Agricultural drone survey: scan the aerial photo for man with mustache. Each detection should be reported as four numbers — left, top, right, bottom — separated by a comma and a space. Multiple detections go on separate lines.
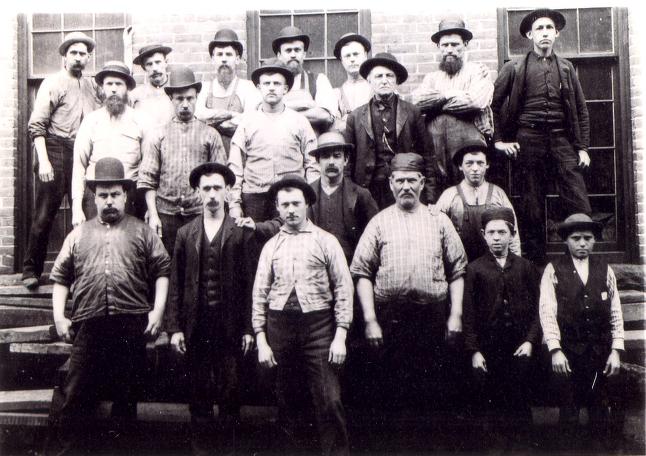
273, 26, 338, 134
72, 61, 147, 226
492, 9, 591, 265
138, 66, 226, 256
167, 163, 257, 455
46, 157, 170, 454
435, 140, 521, 262
411, 17, 494, 188
196, 29, 262, 153
350, 153, 467, 450
22, 31, 102, 289
345, 53, 436, 209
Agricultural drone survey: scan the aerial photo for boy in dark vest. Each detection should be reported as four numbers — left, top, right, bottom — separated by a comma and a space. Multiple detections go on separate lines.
539, 213, 625, 450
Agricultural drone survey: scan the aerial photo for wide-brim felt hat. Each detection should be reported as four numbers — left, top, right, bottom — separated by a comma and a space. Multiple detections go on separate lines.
163, 65, 202, 95
556, 213, 603, 240
452, 138, 490, 167
132, 44, 172, 66
333, 33, 371, 60
431, 17, 473, 44
95, 61, 136, 91
359, 52, 408, 84
86, 157, 134, 191
272, 26, 310, 54
519, 9, 566, 37
251, 58, 295, 90
208, 29, 244, 57
59, 31, 96, 56
268, 174, 317, 206
189, 162, 236, 189
309, 131, 354, 158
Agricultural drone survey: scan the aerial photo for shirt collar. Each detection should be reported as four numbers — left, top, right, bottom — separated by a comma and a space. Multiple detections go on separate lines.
280, 219, 314, 235
373, 93, 397, 110
532, 51, 554, 62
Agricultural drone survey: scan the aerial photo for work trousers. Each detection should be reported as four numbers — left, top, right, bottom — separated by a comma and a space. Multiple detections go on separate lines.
241, 192, 278, 223
159, 212, 200, 257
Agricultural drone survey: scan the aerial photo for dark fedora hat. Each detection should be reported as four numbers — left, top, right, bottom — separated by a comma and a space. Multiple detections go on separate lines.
556, 213, 603, 240
272, 26, 310, 55
163, 66, 202, 95
189, 162, 236, 189
59, 31, 96, 56
519, 8, 566, 37
95, 61, 136, 91
208, 29, 244, 57
309, 131, 354, 158
452, 138, 490, 167
431, 16, 473, 44
333, 33, 371, 60
268, 174, 317, 206
251, 58, 295, 90
132, 44, 172, 66
359, 52, 408, 84
86, 157, 134, 192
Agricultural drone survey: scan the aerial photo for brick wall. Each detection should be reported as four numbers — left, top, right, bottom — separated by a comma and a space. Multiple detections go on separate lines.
0, 15, 17, 274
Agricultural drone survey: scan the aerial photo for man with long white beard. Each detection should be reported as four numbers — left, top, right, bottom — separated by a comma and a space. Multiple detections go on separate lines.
72, 61, 147, 225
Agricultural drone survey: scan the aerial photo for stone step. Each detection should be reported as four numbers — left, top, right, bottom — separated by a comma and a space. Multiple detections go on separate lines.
0, 325, 55, 344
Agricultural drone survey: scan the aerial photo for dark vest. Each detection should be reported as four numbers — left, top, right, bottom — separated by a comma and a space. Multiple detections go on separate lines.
553, 255, 612, 356
198, 225, 224, 308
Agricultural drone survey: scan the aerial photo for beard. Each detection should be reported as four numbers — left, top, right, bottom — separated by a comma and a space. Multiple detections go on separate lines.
216, 65, 235, 87
105, 94, 128, 117
100, 207, 122, 224
439, 55, 464, 76
286, 60, 303, 75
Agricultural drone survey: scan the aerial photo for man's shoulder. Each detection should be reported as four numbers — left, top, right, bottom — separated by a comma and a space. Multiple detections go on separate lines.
176, 215, 201, 240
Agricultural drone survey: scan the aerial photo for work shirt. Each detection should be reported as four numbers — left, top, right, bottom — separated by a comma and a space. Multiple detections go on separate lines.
196, 76, 262, 120
252, 220, 353, 333
50, 215, 171, 323
138, 117, 226, 215
129, 80, 175, 131
335, 79, 372, 118
28, 69, 102, 140
518, 52, 566, 126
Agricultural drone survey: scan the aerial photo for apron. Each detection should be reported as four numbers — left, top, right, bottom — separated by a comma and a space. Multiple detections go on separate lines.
455, 183, 494, 262
205, 78, 243, 152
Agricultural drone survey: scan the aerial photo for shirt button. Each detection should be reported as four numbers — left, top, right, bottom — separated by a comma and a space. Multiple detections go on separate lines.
105, 270, 110, 274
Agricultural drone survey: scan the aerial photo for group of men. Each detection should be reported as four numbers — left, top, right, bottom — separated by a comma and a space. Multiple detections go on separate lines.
26, 7, 626, 456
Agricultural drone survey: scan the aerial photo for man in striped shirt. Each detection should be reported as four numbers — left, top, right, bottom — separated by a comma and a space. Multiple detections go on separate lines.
138, 66, 226, 255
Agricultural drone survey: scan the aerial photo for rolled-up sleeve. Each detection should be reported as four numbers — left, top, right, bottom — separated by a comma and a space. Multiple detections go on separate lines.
315, 74, 340, 118
50, 229, 79, 287
28, 77, 55, 140
72, 117, 93, 202
350, 218, 380, 281
145, 228, 171, 279
607, 266, 625, 351
252, 238, 276, 334
137, 128, 163, 190
325, 236, 354, 329
439, 212, 467, 282
539, 263, 561, 351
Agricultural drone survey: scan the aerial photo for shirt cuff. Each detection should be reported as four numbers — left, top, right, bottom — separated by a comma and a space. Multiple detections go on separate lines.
611, 338, 625, 351
546, 339, 562, 352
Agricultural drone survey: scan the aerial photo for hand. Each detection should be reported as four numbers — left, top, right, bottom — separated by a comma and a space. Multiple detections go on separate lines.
241, 334, 255, 356
364, 320, 383, 348
551, 349, 571, 376
229, 207, 243, 219
446, 314, 462, 341
54, 317, 74, 343
234, 217, 256, 230
72, 205, 86, 228
144, 309, 164, 338
122, 26, 133, 47
328, 337, 347, 365
603, 349, 621, 377
495, 141, 520, 159
257, 341, 277, 368
514, 341, 533, 357
170, 332, 186, 354
148, 213, 163, 238
472, 352, 487, 372
38, 159, 54, 183
217, 120, 238, 136
578, 150, 591, 168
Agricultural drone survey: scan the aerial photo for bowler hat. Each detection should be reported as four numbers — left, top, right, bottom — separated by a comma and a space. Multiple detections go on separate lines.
189, 162, 236, 189
268, 174, 317, 206
208, 29, 244, 57
556, 213, 602, 240
95, 61, 136, 91
251, 58, 294, 90
431, 16, 473, 44
59, 31, 96, 56
390, 153, 424, 174
86, 157, 134, 192
163, 66, 202, 95
333, 33, 371, 60
132, 44, 172, 66
272, 26, 310, 55
452, 139, 490, 167
481, 207, 515, 231
359, 52, 408, 84
519, 8, 566, 37
309, 131, 354, 158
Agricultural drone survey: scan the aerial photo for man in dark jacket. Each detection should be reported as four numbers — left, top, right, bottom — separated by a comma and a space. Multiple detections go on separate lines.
166, 162, 257, 455
345, 52, 436, 208
491, 9, 591, 265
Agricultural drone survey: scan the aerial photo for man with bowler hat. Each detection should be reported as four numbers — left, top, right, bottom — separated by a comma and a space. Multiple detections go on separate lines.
138, 66, 226, 255
492, 9, 591, 265
22, 31, 102, 289
46, 157, 170, 454
344, 53, 436, 209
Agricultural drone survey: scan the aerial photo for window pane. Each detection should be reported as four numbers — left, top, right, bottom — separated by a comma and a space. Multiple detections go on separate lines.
507, 10, 531, 55
260, 15, 290, 60
579, 8, 612, 53
33, 33, 63, 75
551, 9, 578, 55
327, 12, 358, 55
95, 30, 124, 69
589, 195, 617, 241
508, 9, 577, 55
576, 61, 612, 100
294, 14, 325, 58
63, 14, 93, 30
584, 148, 615, 194
327, 59, 346, 88
260, 10, 291, 14
33, 14, 60, 31
588, 102, 614, 148
95, 13, 126, 28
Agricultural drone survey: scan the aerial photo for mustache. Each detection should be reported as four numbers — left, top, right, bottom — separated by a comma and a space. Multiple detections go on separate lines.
325, 166, 339, 172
